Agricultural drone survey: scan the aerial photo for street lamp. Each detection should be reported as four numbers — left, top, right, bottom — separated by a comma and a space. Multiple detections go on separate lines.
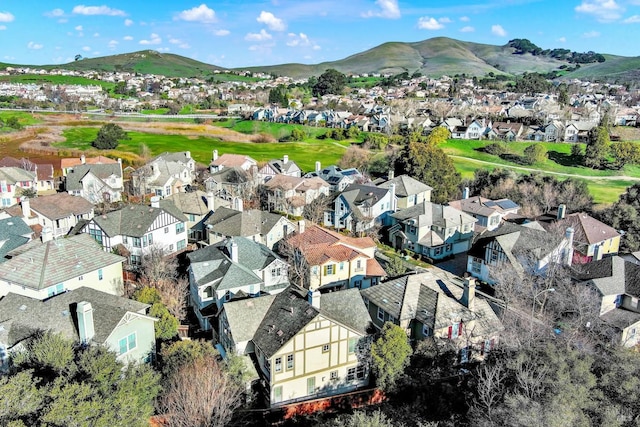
530, 288, 555, 340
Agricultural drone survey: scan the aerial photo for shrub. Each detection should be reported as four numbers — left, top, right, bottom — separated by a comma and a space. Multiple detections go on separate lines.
483, 142, 510, 155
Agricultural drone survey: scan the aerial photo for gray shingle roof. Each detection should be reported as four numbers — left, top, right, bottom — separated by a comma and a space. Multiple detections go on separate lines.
223, 295, 278, 344
0, 287, 151, 347
573, 256, 640, 297
0, 234, 125, 291
161, 191, 214, 216
391, 201, 476, 228
376, 174, 433, 197
29, 193, 94, 220
91, 204, 186, 238
318, 288, 371, 335
65, 163, 122, 191
205, 208, 288, 238
0, 217, 32, 261
0, 167, 36, 184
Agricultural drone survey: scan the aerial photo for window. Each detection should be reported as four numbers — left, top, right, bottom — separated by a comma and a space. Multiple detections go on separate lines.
324, 264, 335, 276
448, 322, 463, 339
434, 246, 443, 256
355, 259, 362, 271
275, 357, 282, 372
445, 243, 452, 252
307, 377, 316, 395
460, 347, 470, 364
130, 255, 142, 265
354, 280, 362, 289
377, 307, 384, 321
118, 333, 136, 355
347, 367, 356, 381
322, 344, 330, 353
133, 237, 141, 248
78, 275, 84, 281
286, 354, 294, 370
98, 269, 103, 281
348, 337, 357, 354
176, 222, 185, 234
189, 214, 195, 222
177, 239, 186, 251
330, 370, 338, 380
48, 283, 64, 297
274, 386, 283, 403
148, 233, 153, 245
203, 286, 213, 299
165, 186, 171, 196
407, 225, 417, 234
89, 228, 103, 245
362, 297, 369, 308
164, 227, 169, 234
422, 324, 433, 337
388, 315, 396, 323
123, 236, 128, 244
339, 262, 344, 271
271, 267, 281, 277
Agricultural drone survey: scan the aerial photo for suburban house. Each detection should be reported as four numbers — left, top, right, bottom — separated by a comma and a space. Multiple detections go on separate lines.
264, 175, 330, 217
572, 256, 640, 347
284, 224, 386, 291
304, 164, 363, 192
450, 120, 487, 140
546, 211, 620, 264
361, 270, 502, 361
0, 167, 37, 208
218, 285, 372, 407
467, 222, 573, 284
324, 183, 393, 233
60, 155, 118, 177
77, 199, 188, 266
18, 194, 94, 239
0, 287, 157, 367
0, 157, 55, 194
0, 233, 126, 300
130, 152, 194, 197
187, 237, 290, 331
258, 155, 302, 183
448, 193, 520, 232
486, 121, 524, 141
160, 191, 230, 244
205, 207, 296, 249
375, 173, 432, 210
544, 120, 565, 142
205, 166, 258, 200
65, 161, 124, 203
0, 216, 33, 260
564, 121, 596, 142
209, 150, 257, 174
388, 201, 477, 261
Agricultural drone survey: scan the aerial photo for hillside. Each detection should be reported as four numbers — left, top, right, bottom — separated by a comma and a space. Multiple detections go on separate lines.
1, 38, 639, 82
49, 50, 225, 78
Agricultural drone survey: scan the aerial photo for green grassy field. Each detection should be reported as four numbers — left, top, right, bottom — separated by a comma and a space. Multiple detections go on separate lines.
212, 120, 344, 142
0, 111, 42, 131
55, 127, 349, 171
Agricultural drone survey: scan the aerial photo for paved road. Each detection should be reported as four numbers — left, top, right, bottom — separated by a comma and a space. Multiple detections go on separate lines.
449, 155, 640, 181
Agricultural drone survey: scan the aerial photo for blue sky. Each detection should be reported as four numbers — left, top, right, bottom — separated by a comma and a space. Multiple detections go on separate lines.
1, 1, 639, 68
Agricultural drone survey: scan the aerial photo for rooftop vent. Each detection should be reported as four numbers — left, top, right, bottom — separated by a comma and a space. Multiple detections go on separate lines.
19, 304, 27, 311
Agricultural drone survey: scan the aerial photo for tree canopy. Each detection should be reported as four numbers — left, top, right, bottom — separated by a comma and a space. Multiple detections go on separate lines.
312, 69, 347, 96
584, 126, 610, 169
91, 123, 130, 150
371, 322, 412, 392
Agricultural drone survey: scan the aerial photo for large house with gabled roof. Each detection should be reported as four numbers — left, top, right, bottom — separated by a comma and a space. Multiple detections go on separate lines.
187, 236, 290, 331
65, 161, 124, 203
218, 285, 372, 407
375, 173, 433, 210
324, 183, 393, 233
76, 200, 188, 266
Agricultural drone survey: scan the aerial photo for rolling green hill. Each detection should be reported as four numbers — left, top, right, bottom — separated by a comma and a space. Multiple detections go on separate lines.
1, 38, 638, 82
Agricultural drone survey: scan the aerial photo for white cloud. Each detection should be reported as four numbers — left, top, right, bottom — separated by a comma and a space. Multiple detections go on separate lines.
362, 0, 401, 19
0, 11, 15, 22
124, 18, 133, 26
45, 8, 65, 18
157, 47, 170, 52
82, 46, 91, 52
286, 32, 320, 50
439, 17, 452, 23
108, 39, 118, 48
557, 36, 567, 42
93, 32, 100, 37
75, 25, 83, 31
575, 0, 622, 22
418, 17, 444, 30
582, 30, 601, 37
214, 29, 230, 36
245, 29, 272, 41
139, 33, 161, 45
460, 16, 470, 22
460, 26, 475, 33
624, 14, 640, 23
123, 35, 133, 40
257, 11, 285, 31
175, 4, 216, 23
169, 38, 190, 49
72, 5, 126, 16
27, 41, 43, 50
491, 24, 507, 36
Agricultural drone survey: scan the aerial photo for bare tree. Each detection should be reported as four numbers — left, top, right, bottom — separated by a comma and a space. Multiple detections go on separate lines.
159, 356, 243, 427
277, 232, 311, 289
140, 245, 187, 320
471, 363, 507, 424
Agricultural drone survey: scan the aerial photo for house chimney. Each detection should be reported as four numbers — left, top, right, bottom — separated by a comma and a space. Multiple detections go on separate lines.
77, 301, 95, 344
150, 196, 160, 208
212, 150, 219, 161
461, 277, 476, 311
315, 161, 321, 172
206, 192, 215, 212
80, 154, 86, 164
298, 219, 306, 234
234, 197, 243, 212
185, 151, 191, 159
389, 183, 397, 212
41, 227, 53, 243
388, 169, 394, 180
557, 204, 566, 220
20, 196, 30, 219
230, 239, 238, 263
117, 158, 122, 165
463, 187, 470, 200
564, 227, 575, 266
283, 154, 289, 164
308, 289, 321, 309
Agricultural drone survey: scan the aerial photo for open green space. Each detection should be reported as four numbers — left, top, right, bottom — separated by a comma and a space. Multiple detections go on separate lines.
0, 111, 42, 129
212, 120, 350, 142
0, 74, 115, 91
55, 127, 349, 171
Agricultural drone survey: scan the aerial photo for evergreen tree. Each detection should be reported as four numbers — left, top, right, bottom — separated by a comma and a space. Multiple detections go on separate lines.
371, 322, 412, 392
584, 126, 610, 169
92, 123, 129, 150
